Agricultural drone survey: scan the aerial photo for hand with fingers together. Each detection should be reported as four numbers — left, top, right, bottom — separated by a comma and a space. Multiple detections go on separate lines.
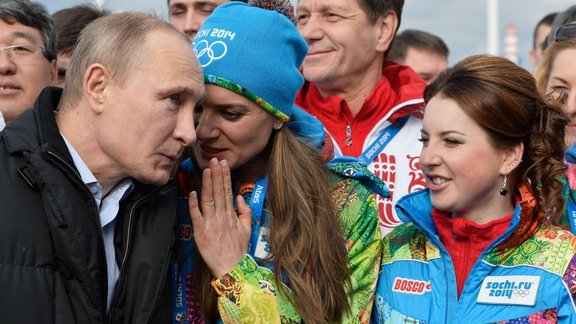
188, 158, 253, 278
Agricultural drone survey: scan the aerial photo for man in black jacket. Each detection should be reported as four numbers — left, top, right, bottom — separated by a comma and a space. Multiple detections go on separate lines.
0, 11, 204, 324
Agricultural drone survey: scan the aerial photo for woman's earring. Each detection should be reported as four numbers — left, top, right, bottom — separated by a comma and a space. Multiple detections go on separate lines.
274, 124, 283, 130
499, 174, 508, 196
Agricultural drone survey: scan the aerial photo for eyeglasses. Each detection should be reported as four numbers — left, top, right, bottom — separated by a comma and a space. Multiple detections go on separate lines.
0, 44, 47, 62
554, 23, 576, 42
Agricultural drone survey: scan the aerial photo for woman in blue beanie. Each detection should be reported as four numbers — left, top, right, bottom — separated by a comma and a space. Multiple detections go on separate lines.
172, 2, 387, 323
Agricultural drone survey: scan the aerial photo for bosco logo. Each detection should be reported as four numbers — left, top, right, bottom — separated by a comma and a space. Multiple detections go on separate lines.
392, 277, 431, 295
194, 39, 227, 68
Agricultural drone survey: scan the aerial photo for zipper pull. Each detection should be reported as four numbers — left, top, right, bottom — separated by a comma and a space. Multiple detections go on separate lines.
345, 125, 352, 147
18, 166, 39, 191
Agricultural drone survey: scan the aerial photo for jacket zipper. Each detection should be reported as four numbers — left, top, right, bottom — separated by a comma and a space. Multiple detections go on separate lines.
48, 150, 164, 322
345, 125, 352, 147
46, 151, 109, 319
106, 189, 158, 323
459, 236, 470, 299
47, 151, 82, 180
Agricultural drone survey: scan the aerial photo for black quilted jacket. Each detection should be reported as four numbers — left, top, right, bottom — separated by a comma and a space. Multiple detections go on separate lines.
0, 87, 176, 323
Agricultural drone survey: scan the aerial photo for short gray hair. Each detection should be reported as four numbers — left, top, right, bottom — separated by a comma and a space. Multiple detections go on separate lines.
61, 12, 189, 109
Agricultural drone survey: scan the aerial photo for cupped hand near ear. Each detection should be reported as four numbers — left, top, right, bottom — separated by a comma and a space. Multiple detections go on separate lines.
188, 158, 252, 278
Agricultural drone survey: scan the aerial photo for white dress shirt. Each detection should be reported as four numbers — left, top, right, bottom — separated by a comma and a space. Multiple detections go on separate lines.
0, 111, 5, 131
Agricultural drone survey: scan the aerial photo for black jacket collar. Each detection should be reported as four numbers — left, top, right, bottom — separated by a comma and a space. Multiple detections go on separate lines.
2, 87, 74, 165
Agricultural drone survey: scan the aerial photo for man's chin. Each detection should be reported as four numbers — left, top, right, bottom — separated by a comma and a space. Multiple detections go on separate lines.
0, 103, 28, 123
138, 170, 172, 186
302, 67, 335, 86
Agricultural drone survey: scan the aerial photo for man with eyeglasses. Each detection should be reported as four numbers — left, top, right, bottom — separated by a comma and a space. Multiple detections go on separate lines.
0, 0, 57, 130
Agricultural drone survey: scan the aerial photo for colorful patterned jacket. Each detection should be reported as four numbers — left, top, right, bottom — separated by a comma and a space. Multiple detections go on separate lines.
562, 143, 576, 233
173, 159, 387, 323
372, 188, 576, 323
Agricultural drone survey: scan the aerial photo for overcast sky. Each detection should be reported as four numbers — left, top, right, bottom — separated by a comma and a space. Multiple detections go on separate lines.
40, 0, 575, 71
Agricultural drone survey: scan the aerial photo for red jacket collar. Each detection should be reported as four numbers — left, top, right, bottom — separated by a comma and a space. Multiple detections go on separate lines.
295, 60, 426, 123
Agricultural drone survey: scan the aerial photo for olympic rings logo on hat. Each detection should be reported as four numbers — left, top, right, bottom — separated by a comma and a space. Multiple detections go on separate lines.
194, 39, 227, 67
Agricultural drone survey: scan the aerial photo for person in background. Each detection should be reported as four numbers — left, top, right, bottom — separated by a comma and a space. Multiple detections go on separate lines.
536, 22, 576, 149
52, 4, 110, 88
0, 12, 202, 323
388, 29, 449, 84
0, 0, 57, 130
543, 5, 576, 51
372, 54, 575, 323
294, 0, 427, 235
167, 0, 248, 39
173, 2, 386, 323
534, 21, 576, 233
529, 12, 557, 71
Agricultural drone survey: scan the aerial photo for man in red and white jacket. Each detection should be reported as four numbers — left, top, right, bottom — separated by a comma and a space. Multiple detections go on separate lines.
295, 0, 427, 235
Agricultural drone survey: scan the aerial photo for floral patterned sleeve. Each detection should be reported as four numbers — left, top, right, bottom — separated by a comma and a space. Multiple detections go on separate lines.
211, 255, 301, 323
334, 177, 383, 324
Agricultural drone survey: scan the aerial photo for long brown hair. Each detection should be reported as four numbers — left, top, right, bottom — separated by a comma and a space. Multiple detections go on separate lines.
194, 128, 350, 323
425, 55, 568, 237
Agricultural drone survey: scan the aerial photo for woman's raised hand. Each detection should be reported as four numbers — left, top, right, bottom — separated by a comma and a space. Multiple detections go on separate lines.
189, 158, 252, 278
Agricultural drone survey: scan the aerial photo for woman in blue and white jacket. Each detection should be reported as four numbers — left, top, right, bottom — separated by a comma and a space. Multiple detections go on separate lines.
372, 55, 576, 323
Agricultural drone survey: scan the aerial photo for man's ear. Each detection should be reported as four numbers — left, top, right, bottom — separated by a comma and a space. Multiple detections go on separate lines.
83, 63, 110, 114
375, 10, 398, 53
500, 142, 524, 175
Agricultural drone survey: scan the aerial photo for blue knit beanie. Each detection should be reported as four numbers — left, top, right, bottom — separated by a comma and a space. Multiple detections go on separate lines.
193, 2, 308, 122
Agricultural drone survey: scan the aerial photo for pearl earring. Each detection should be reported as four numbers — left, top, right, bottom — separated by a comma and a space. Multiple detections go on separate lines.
499, 174, 508, 196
